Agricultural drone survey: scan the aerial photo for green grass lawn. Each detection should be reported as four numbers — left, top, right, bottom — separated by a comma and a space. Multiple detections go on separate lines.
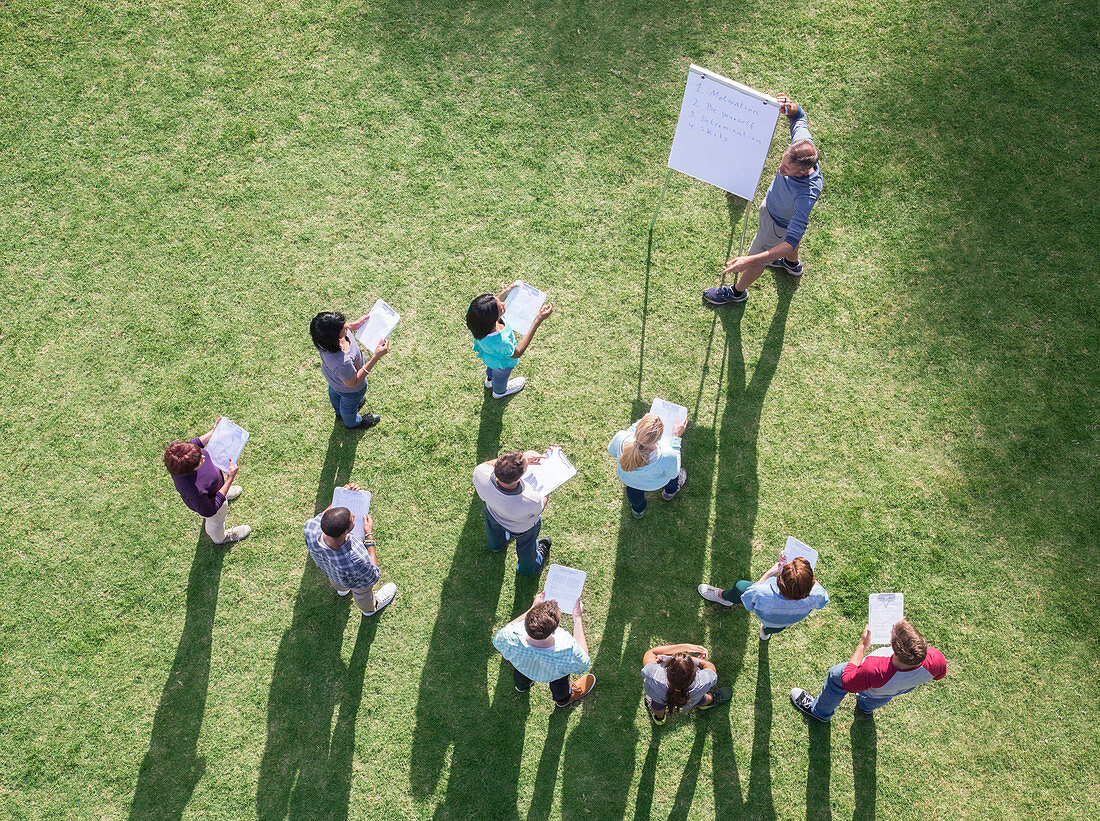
2, 0, 1098, 818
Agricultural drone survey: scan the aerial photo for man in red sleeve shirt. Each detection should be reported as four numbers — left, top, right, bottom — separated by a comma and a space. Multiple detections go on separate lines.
790, 620, 946, 721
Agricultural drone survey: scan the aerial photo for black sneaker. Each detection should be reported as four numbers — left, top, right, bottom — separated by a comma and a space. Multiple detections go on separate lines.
697, 686, 733, 710
790, 688, 827, 722
768, 257, 804, 276
356, 413, 381, 430
537, 537, 551, 566
336, 397, 368, 421
702, 285, 747, 305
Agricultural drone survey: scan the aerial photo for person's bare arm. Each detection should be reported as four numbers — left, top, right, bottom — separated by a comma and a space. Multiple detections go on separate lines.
512, 304, 554, 358
198, 418, 223, 447
217, 459, 240, 496
643, 643, 709, 666
571, 599, 588, 655
497, 281, 521, 302
849, 626, 873, 667
340, 339, 390, 388
363, 514, 377, 564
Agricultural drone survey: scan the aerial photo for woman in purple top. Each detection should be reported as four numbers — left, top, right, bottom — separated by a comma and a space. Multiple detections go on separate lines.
163, 421, 251, 544
310, 311, 390, 429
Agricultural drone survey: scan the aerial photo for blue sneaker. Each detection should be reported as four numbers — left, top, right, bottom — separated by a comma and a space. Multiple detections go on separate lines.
768, 257, 804, 276
702, 285, 747, 305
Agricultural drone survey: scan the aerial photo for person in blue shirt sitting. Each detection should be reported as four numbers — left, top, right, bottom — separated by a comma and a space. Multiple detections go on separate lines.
704, 95, 822, 306
698, 552, 829, 641
608, 413, 688, 519
466, 282, 553, 399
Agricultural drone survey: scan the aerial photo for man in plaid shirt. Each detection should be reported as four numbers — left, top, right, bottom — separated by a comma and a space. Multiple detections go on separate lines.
493, 592, 595, 707
304, 482, 396, 616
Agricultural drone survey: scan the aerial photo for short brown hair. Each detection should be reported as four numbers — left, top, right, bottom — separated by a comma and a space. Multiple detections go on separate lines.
525, 601, 560, 640
776, 557, 814, 600
163, 441, 202, 475
494, 451, 526, 484
891, 620, 928, 666
786, 138, 819, 172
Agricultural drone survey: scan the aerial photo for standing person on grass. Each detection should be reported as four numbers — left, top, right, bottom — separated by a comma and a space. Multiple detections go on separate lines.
608, 413, 687, 518
698, 552, 828, 641
466, 282, 553, 399
493, 592, 595, 707
641, 643, 732, 725
163, 422, 251, 544
704, 95, 822, 306
790, 620, 946, 722
303, 483, 397, 617
473, 450, 552, 575
310, 310, 390, 430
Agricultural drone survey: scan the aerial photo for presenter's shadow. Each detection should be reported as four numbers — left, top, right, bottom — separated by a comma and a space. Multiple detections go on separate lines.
128, 537, 224, 821
851, 714, 878, 820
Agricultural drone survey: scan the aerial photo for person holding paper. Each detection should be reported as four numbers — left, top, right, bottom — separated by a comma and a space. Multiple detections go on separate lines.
310, 310, 389, 429
641, 643, 732, 725
303, 483, 396, 617
466, 284, 553, 399
473, 451, 551, 575
607, 414, 687, 518
704, 96, 822, 306
163, 425, 251, 544
698, 553, 828, 641
493, 592, 595, 707
790, 621, 946, 722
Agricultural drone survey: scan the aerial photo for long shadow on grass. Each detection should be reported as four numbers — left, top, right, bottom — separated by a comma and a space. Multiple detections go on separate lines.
129, 537, 225, 821
850, 716, 877, 821
747, 641, 776, 820
255, 423, 379, 821
558, 395, 717, 819
806, 722, 832, 821
411, 395, 539, 819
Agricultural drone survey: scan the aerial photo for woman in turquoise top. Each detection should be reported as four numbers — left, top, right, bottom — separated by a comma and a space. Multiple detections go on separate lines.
466, 283, 553, 399
607, 414, 687, 518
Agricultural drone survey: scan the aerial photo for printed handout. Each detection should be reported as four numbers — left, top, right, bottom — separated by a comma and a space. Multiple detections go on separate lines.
783, 536, 819, 570
206, 418, 249, 473
649, 397, 688, 442
355, 299, 401, 353
868, 592, 905, 645
522, 446, 577, 496
331, 487, 373, 542
503, 281, 547, 336
543, 564, 586, 613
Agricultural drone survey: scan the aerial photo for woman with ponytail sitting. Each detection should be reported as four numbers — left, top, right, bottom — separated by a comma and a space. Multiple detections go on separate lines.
641, 643, 732, 725
607, 413, 687, 518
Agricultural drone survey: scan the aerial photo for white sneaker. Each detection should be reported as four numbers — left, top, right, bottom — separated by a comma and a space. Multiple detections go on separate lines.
492, 377, 526, 399
759, 625, 771, 641
697, 584, 733, 606
226, 485, 243, 501
662, 469, 687, 500
484, 377, 494, 389
337, 588, 351, 597
362, 582, 397, 616
219, 525, 251, 544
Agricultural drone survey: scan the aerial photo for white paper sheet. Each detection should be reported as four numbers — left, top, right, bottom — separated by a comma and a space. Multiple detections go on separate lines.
868, 593, 905, 645
783, 536, 818, 570
649, 397, 688, 442
502, 281, 546, 336
522, 446, 577, 496
543, 564, 586, 613
206, 417, 249, 473
355, 298, 401, 353
331, 487, 373, 542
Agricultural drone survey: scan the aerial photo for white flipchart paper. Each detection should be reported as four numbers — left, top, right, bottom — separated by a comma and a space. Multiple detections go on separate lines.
206, 417, 249, 472
331, 487, 373, 542
543, 564, 586, 613
783, 536, 818, 570
868, 593, 905, 645
522, 446, 577, 496
355, 298, 401, 353
502, 281, 546, 336
668, 65, 781, 200
649, 397, 688, 442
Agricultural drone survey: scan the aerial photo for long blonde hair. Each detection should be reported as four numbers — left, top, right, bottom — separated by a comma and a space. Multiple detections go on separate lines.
620, 414, 663, 472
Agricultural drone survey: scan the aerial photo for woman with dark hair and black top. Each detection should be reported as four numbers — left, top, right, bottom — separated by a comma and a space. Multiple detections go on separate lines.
641, 643, 732, 725
310, 310, 390, 429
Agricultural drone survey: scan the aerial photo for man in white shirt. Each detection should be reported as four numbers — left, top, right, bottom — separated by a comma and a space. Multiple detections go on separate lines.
472, 450, 551, 575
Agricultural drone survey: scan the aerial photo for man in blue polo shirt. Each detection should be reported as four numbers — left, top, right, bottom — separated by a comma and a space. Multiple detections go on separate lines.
704, 95, 823, 306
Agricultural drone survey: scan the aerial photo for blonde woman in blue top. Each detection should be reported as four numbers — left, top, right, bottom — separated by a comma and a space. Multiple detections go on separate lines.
608, 413, 687, 518
466, 283, 553, 399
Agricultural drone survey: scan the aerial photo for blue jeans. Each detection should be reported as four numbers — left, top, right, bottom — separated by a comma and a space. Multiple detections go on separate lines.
486, 367, 514, 395
485, 505, 543, 575
625, 474, 683, 514
328, 385, 367, 428
810, 663, 898, 720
